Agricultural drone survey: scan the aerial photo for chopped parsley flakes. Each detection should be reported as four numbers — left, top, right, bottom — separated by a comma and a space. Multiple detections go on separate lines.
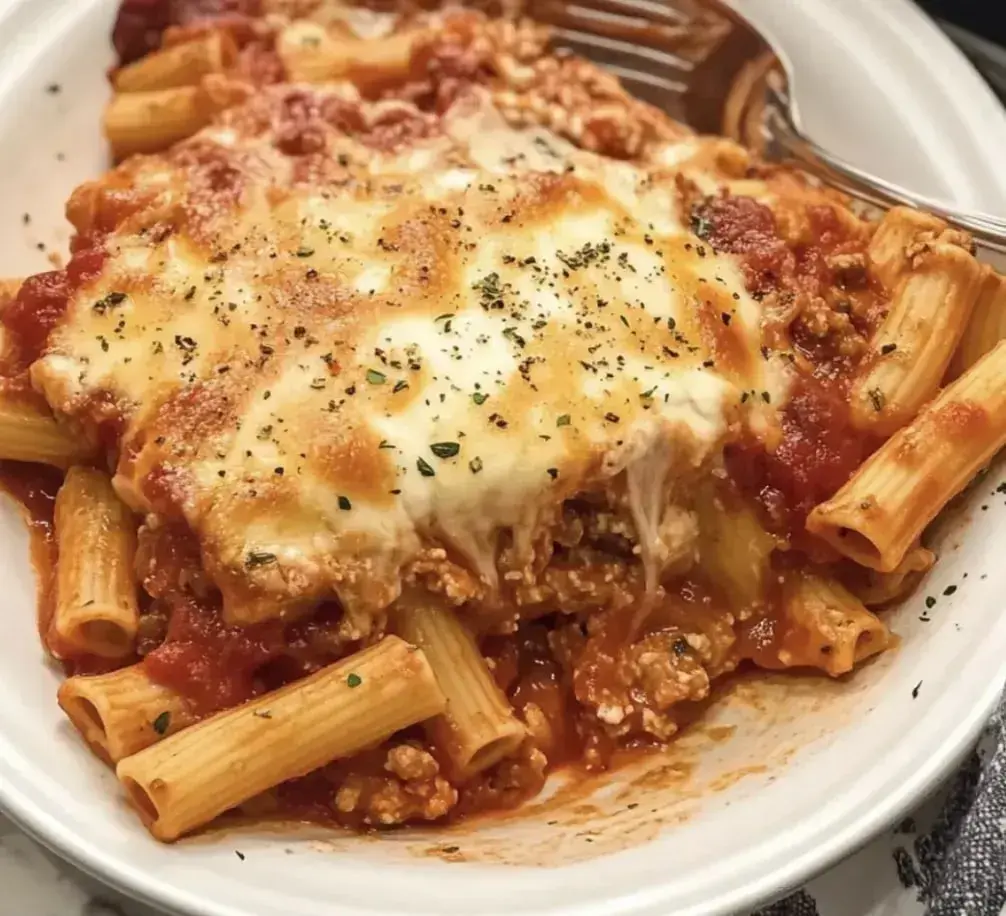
152, 711, 171, 735
430, 442, 460, 459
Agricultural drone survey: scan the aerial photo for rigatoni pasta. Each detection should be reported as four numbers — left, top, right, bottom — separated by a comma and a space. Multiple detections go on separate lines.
845, 546, 936, 608
58, 665, 196, 764
104, 87, 211, 159
949, 266, 1006, 378
104, 80, 248, 159
864, 207, 946, 291
112, 32, 234, 93
393, 600, 526, 779
0, 393, 92, 468
276, 21, 417, 89
809, 340, 1006, 571
53, 467, 139, 658
117, 637, 446, 841
695, 486, 778, 612
850, 208, 984, 436
778, 572, 892, 677
0, 278, 22, 306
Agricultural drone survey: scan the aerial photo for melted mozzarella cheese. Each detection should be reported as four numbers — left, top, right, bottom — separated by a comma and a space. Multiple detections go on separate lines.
32, 89, 784, 624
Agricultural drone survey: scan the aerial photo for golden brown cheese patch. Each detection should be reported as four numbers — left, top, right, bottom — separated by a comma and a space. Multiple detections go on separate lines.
32, 86, 784, 625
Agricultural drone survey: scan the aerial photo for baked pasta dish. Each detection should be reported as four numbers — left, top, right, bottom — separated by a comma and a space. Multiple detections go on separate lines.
1, 0, 1005, 842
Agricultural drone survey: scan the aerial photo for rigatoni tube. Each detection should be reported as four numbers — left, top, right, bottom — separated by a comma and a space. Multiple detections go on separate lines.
808, 340, 1006, 571
53, 467, 139, 658
851, 208, 983, 436
865, 206, 946, 291
393, 601, 526, 780
276, 21, 417, 90
112, 33, 233, 93
778, 571, 892, 677
847, 545, 934, 607
949, 266, 1006, 378
116, 636, 445, 841
104, 80, 247, 158
58, 665, 196, 764
0, 393, 91, 468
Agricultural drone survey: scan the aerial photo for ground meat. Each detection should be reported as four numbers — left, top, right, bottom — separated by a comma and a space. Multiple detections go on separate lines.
333, 743, 457, 826
580, 505, 637, 556
455, 741, 548, 816
279, 602, 358, 676
693, 193, 883, 366
505, 550, 640, 618
385, 743, 440, 781
791, 292, 868, 358
654, 504, 700, 574
551, 584, 737, 745
521, 701, 554, 750
404, 547, 485, 605
628, 634, 710, 707
135, 602, 170, 656
404, 10, 552, 112
135, 522, 210, 599
577, 626, 712, 741
906, 227, 975, 264
492, 743, 547, 793
491, 50, 687, 159
112, 0, 262, 65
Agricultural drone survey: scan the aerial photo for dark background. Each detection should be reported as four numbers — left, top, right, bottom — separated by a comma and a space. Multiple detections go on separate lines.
919, 0, 1006, 45
917, 0, 1006, 99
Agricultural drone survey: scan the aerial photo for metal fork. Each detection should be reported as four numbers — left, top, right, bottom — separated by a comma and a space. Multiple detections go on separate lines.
533, 0, 1006, 255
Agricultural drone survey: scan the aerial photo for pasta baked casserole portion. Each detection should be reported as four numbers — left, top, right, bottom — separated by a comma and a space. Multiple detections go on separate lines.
1, 0, 1005, 840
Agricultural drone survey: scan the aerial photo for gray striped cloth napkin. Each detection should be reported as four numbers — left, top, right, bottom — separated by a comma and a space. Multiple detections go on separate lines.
761, 695, 1006, 915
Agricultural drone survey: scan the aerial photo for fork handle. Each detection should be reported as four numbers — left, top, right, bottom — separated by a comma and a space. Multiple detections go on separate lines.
768, 110, 1006, 258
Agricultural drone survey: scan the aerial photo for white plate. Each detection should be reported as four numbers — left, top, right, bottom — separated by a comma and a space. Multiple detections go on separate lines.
1, 2, 1005, 915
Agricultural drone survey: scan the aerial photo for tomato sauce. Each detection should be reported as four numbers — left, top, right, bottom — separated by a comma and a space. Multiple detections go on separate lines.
112, 0, 263, 65
695, 192, 880, 552
694, 195, 863, 301
0, 463, 61, 643
726, 373, 869, 549
695, 196, 881, 349
486, 624, 583, 766
694, 194, 790, 297
2, 248, 106, 362
142, 596, 285, 714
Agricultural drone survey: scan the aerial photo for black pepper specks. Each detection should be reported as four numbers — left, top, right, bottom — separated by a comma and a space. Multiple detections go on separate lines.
92, 291, 127, 314
245, 551, 276, 569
